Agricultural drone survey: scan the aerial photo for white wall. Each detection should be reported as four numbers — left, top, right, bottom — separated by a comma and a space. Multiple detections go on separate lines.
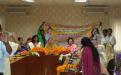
2, 5, 121, 51
4, 5, 109, 38
0, 15, 5, 30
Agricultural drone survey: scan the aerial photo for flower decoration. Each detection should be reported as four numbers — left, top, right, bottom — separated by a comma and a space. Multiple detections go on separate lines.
51, 46, 71, 55
15, 50, 30, 57
56, 64, 77, 75
31, 46, 71, 55
31, 47, 44, 52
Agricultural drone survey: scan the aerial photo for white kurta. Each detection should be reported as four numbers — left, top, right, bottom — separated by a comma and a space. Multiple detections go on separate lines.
106, 35, 116, 47
28, 42, 41, 56
0, 41, 6, 73
0, 41, 18, 75
101, 36, 107, 45
28, 42, 41, 49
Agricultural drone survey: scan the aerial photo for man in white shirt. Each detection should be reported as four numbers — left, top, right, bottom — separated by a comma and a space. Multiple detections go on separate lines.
105, 28, 116, 62
101, 29, 108, 46
107, 28, 116, 47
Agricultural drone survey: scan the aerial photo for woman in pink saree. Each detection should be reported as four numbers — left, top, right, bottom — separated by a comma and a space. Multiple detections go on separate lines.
66, 37, 77, 53
78, 37, 101, 75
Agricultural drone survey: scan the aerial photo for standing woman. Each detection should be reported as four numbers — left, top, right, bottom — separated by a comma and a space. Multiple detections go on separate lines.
37, 22, 46, 47
38, 29, 46, 48
78, 37, 101, 75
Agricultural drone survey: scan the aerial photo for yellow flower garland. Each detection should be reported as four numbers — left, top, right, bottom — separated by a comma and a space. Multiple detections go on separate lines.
10, 46, 70, 64
31, 46, 70, 55
56, 64, 77, 75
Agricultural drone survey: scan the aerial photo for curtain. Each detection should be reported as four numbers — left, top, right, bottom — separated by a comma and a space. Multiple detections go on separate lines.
111, 19, 121, 52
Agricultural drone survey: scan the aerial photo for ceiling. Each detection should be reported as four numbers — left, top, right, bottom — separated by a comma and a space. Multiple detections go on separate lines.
0, 0, 121, 5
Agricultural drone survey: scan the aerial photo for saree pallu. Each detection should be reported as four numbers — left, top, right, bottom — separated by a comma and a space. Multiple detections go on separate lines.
97, 45, 108, 66
97, 45, 109, 75
81, 47, 101, 75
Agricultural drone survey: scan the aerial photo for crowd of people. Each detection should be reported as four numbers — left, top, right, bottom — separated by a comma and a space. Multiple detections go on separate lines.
0, 22, 117, 75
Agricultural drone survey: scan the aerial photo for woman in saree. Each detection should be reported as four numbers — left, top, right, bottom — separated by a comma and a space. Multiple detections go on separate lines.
97, 45, 109, 75
59, 37, 78, 61
45, 37, 59, 54
45, 37, 58, 49
28, 35, 41, 49
78, 37, 101, 75
66, 37, 78, 53
15, 37, 32, 54
37, 22, 46, 47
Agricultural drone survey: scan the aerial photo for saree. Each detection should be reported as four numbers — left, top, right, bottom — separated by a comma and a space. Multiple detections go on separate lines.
38, 31, 45, 48
37, 22, 46, 48
81, 47, 101, 75
66, 44, 77, 52
105, 45, 114, 62
97, 45, 109, 75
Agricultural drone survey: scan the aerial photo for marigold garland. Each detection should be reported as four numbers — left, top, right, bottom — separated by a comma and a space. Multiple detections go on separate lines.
10, 50, 31, 64
15, 50, 30, 56
31, 46, 71, 55
31, 47, 44, 52
20, 50, 29, 55
56, 64, 77, 75
10, 46, 71, 64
